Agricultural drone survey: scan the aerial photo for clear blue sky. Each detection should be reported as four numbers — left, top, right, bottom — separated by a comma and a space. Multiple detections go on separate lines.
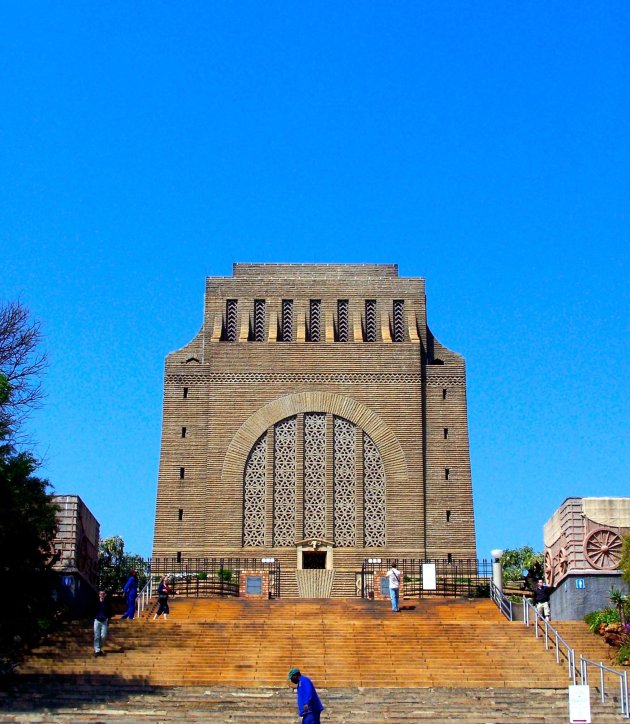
2, 3, 628, 560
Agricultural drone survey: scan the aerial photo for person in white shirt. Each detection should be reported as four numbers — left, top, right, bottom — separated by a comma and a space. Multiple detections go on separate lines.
386, 561, 401, 612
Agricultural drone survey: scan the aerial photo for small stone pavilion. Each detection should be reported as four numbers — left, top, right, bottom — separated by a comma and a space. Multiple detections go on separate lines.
153, 264, 476, 596
51, 494, 100, 613
544, 496, 630, 619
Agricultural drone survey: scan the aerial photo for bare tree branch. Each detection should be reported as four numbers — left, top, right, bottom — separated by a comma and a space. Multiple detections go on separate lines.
0, 300, 47, 437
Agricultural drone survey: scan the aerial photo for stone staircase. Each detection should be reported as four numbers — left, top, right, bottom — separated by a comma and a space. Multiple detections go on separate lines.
1, 597, 625, 722
553, 620, 616, 664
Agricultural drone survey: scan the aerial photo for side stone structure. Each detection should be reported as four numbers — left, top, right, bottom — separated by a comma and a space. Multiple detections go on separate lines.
51, 494, 100, 614
153, 263, 476, 596
543, 496, 630, 619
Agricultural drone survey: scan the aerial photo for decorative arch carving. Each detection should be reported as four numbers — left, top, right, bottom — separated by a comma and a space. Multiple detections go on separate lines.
222, 391, 408, 494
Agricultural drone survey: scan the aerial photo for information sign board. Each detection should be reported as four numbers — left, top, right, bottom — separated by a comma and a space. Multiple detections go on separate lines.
568, 684, 591, 724
422, 563, 436, 590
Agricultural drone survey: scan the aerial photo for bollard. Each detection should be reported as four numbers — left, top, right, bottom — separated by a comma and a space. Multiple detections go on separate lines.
491, 549, 504, 592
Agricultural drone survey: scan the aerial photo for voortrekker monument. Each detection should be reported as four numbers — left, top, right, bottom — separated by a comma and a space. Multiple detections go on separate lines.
153, 263, 476, 596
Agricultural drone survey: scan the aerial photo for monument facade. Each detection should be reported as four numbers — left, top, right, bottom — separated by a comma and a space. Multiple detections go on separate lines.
153, 264, 476, 596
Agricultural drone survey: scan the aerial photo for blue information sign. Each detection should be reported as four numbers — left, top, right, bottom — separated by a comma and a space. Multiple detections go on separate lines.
575, 579, 585, 589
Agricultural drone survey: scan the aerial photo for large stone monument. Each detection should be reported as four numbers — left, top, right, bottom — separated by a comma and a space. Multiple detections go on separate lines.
153, 264, 476, 596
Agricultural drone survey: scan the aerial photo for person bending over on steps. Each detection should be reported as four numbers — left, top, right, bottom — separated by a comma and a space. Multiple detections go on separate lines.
288, 668, 324, 724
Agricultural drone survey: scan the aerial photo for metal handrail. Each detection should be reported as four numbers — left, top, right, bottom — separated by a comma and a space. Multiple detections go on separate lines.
580, 656, 629, 719
523, 598, 576, 684
489, 581, 513, 620
135, 576, 153, 618
488, 589, 629, 717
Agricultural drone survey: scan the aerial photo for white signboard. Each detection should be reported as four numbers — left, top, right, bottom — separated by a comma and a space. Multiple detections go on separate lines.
568, 685, 591, 724
422, 563, 437, 590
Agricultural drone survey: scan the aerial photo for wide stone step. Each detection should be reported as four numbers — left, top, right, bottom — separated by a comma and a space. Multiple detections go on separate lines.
17, 598, 573, 688
0, 684, 625, 723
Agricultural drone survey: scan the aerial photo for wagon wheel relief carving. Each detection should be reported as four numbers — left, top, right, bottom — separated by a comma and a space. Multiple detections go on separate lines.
584, 528, 623, 570
556, 547, 568, 576
544, 550, 555, 586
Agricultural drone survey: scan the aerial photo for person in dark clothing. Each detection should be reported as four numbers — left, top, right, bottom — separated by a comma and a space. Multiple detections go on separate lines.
93, 590, 113, 656
532, 578, 551, 620
120, 570, 139, 620
153, 576, 171, 620
288, 667, 324, 724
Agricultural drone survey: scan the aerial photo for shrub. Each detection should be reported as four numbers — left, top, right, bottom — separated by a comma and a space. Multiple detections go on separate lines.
217, 567, 234, 583
609, 586, 629, 625
584, 608, 620, 632
472, 583, 490, 598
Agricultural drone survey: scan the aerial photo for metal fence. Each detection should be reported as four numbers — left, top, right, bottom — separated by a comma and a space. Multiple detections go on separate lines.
99, 556, 281, 599
360, 558, 492, 599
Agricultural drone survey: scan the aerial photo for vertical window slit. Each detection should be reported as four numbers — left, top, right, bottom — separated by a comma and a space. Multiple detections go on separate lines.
392, 300, 404, 342
254, 300, 266, 342
309, 300, 321, 342
225, 299, 238, 342
281, 300, 293, 342
365, 300, 377, 342
337, 300, 349, 342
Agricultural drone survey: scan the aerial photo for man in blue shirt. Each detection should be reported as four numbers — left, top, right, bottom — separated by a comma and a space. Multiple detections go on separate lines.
288, 667, 324, 723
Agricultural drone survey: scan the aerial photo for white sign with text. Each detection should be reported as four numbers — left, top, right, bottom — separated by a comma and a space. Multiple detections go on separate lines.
422, 563, 436, 590
568, 685, 591, 724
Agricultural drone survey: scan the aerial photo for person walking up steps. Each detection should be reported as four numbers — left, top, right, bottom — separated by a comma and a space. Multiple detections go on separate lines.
386, 560, 401, 612
153, 576, 171, 620
120, 569, 139, 620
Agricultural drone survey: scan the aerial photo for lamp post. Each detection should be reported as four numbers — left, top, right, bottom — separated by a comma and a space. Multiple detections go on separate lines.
491, 548, 504, 592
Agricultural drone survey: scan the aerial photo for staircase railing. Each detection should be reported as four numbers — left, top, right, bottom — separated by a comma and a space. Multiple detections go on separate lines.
136, 576, 153, 618
580, 656, 629, 719
523, 598, 576, 684
522, 598, 629, 718
489, 581, 512, 620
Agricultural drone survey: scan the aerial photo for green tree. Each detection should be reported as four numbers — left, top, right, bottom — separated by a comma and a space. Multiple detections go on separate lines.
98, 536, 147, 592
501, 546, 544, 584
0, 436, 59, 672
0, 301, 58, 674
